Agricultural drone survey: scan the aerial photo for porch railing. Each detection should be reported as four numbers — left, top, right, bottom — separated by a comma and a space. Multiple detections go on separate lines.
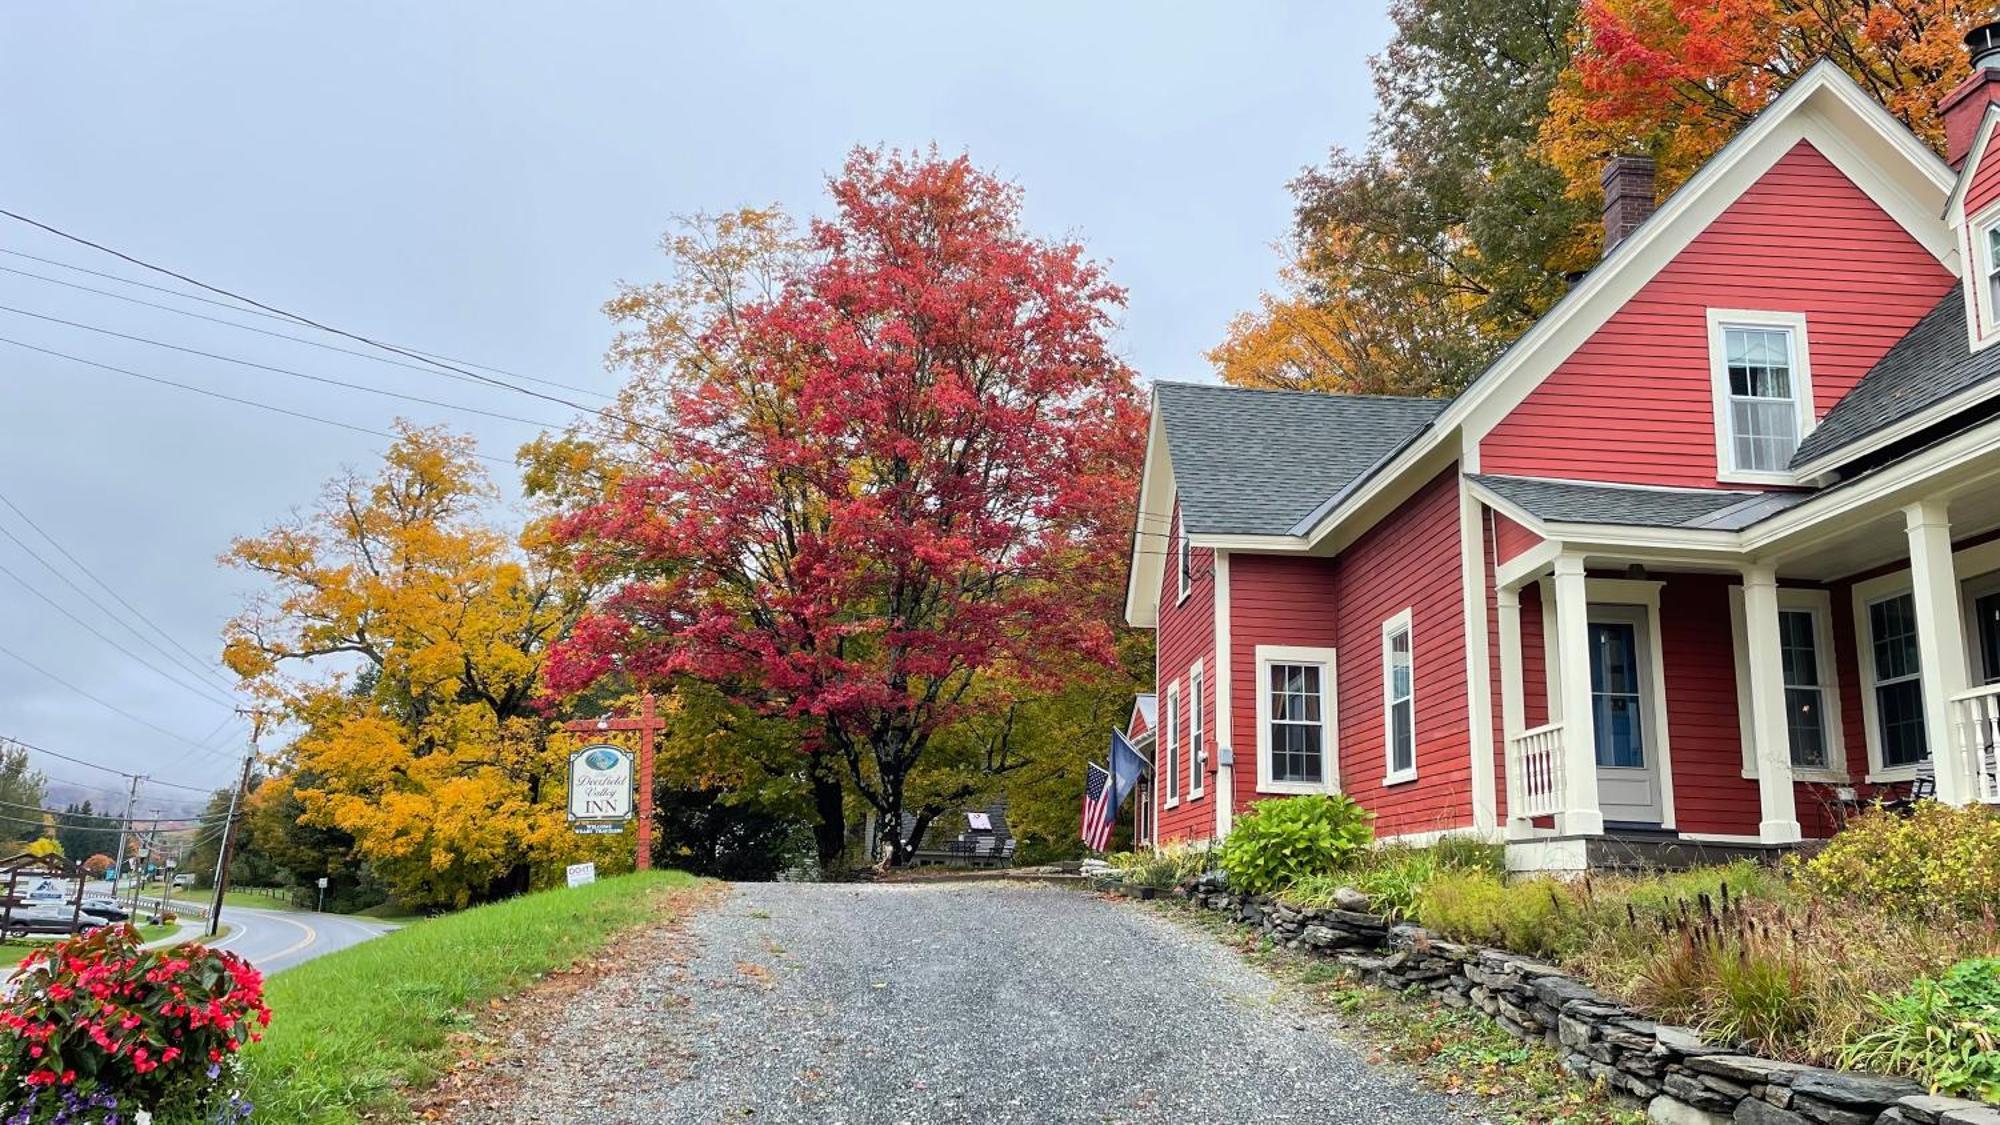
1508, 722, 1565, 820
1950, 683, 2000, 805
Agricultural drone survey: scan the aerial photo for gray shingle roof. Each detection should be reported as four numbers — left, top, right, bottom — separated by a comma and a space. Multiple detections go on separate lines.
1470, 474, 1813, 530
1792, 291, 1997, 467
1155, 382, 1447, 537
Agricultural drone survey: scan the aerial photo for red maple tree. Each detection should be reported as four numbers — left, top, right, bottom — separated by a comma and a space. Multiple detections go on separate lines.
547, 149, 1146, 866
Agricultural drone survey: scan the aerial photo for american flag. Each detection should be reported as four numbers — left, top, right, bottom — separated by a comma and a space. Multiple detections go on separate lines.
1080, 762, 1115, 852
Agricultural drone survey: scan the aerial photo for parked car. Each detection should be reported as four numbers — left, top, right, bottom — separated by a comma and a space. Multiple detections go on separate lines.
3, 906, 100, 938
73, 898, 130, 923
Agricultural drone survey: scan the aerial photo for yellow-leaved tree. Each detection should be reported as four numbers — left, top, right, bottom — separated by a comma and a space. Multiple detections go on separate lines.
222, 424, 607, 908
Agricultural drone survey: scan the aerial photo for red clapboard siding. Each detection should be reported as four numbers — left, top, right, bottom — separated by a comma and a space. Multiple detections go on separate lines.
1659, 574, 1760, 836
1334, 469, 1472, 836
1519, 584, 1549, 729
1226, 553, 1340, 820
1492, 512, 1541, 566
1968, 139, 2000, 227
1225, 469, 1475, 836
1154, 498, 1218, 844
1481, 141, 1954, 488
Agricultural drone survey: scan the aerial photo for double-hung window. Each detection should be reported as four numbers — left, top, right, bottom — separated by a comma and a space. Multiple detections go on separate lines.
1868, 592, 1928, 768
1382, 611, 1415, 783
1188, 663, 1206, 799
1727, 587, 1845, 779
1708, 311, 1812, 481
1255, 645, 1337, 792
1987, 225, 2000, 322
1163, 680, 1181, 805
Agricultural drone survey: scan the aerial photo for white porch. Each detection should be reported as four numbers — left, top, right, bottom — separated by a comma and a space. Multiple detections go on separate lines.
1489, 491, 2000, 870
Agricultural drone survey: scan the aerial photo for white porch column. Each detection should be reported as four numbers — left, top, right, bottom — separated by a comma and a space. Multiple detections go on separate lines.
1552, 555, 1604, 836
1906, 500, 1973, 805
1740, 564, 1802, 843
1496, 585, 1532, 840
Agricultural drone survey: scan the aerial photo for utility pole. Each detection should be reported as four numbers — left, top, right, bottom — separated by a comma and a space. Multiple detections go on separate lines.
206, 752, 255, 938
107, 773, 142, 898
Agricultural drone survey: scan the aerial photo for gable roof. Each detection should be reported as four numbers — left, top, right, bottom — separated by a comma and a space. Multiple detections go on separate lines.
1471, 474, 1813, 531
1155, 382, 1446, 537
1791, 291, 2000, 469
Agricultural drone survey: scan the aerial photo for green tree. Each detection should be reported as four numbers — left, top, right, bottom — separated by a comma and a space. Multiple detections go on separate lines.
0, 744, 49, 850
55, 801, 120, 863
1215, 0, 1592, 396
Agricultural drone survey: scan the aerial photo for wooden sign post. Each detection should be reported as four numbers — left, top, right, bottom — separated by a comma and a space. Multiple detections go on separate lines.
561, 693, 662, 871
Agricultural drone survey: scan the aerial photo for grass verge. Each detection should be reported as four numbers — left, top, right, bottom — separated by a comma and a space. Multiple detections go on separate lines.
229, 870, 703, 1124
1161, 898, 1645, 1125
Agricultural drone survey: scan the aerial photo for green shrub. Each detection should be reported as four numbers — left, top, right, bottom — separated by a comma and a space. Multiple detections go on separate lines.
1797, 802, 2000, 918
1216, 794, 1372, 896
1843, 957, 2000, 1100
1414, 870, 1592, 961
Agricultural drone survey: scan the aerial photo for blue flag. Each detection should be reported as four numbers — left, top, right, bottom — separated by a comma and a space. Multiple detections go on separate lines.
1108, 729, 1145, 813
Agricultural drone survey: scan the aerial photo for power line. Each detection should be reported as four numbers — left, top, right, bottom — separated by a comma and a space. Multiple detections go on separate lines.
0, 335, 518, 468
0, 245, 617, 399
0, 487, 236, 693
0, 555, 238, 708
0, 210, 669, 439
1, 734, 229, 795
0, 501, 237, 697
0, 303, 568, 430
0, 644, 237, 760
0, 261, 618, 400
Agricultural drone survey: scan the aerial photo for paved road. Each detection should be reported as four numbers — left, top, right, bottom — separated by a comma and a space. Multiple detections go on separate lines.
206, 904, 400, 973
450, 881, 1476, 1125
85, 882, 399, 973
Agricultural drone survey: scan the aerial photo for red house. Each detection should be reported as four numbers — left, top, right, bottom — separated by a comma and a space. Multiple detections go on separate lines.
1125, 50, 2000, 871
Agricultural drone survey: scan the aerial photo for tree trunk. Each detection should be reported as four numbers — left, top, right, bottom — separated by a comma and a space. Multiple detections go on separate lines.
808, 755, 846, 875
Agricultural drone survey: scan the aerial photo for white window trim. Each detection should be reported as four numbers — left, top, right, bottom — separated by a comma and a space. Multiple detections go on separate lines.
1176, 511, 1192, 605
1852, 569, 1923, 783
1706, 308, 1815, 486
1163, 679, 1181, 809
1381, 608, 1417, 786
1253, 644, 1340, 795
1727, 586, 1849, 782
1187, 659, 1206, 800
1968, 197, 2000, 349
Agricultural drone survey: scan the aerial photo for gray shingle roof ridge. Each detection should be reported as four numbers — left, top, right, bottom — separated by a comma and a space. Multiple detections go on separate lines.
1152, 379, 1448, 407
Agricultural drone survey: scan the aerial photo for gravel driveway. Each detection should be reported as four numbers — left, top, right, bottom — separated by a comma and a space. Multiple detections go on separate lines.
449, 880, 1473, 1125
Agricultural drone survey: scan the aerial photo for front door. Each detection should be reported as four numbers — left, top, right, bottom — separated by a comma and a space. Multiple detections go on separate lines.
1590, 607, 1664, 826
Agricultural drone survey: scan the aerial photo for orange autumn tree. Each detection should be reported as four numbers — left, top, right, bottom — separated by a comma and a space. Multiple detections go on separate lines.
222, 424, 611, 908
1544, 0, 1981, 201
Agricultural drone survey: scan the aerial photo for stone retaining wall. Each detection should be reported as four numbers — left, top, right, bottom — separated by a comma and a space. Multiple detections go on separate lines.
1182, 878, 2000, 1125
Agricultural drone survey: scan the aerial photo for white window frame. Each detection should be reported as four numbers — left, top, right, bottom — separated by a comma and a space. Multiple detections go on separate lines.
1381, 609, 1416, 785
1187, 660, 1206, 800
1852, 570, 1925, 782
1176, 511, 1192, 604
1727, 586, 1848, 782
1706, 309, 1815, 486
1253, 644, 1339, 795
1969, 201, 2000, 347
1163, 679, 1181, 809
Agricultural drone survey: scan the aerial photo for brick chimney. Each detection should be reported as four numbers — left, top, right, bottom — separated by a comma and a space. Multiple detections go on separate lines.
1600, 154, 1656, 253
1942, 21, 2000, 170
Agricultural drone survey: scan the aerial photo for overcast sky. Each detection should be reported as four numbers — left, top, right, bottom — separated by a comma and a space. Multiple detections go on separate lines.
0, 2, 1387, 809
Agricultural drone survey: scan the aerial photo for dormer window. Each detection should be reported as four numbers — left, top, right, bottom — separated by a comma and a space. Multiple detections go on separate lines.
1986, 224, 2000, 321
1707, 309, 1814, 484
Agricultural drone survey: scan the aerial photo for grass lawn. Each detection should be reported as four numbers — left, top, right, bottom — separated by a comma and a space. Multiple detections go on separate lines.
219, 888, 301, 911
0, 923, 178, 968
231, 870, 702, 1124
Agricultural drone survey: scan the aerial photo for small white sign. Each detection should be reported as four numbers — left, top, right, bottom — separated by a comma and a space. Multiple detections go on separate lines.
965, 811, 992, 831
569, 743, 634, 827
566, 862, 597, 888
316, 877, 329, 889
